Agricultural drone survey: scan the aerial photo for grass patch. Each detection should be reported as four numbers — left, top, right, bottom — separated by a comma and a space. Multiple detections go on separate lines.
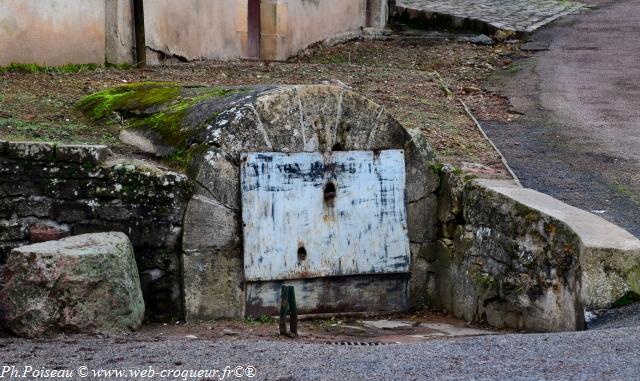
506, 63, 521, 74
0, 117, 117, 144
0, 63, 107, 74
0, 62, 133, 74
245, 315, 276, 324
613, 182, 640, 207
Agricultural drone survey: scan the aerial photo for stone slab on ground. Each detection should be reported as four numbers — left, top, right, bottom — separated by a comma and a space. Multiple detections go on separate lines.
396, 0, 588, 33
361, 320, 413, 329
0, 232, 145, 338
419, 322, 493, 336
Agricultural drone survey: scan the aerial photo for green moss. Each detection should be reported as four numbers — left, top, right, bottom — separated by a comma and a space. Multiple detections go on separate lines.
245, 315, 276, 324
474, 273, 496, 288
190, 87, 238, 102
129, 102, 190, 146
79, 83, 241, 148
627, 266, 640, 294
612, 291, 640, 308
76, 82, 182, 119
166, 144, 209, 172
76, 83, 243, 154
430, 162, 445, 174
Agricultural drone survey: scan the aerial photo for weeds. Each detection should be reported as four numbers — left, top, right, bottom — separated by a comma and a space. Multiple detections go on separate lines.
0, 62, 132, 75
245, 315, 276, 324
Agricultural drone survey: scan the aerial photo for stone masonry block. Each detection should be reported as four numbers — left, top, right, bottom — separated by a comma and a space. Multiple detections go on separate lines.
55, 144, 111, 163
6, 142, 55, 161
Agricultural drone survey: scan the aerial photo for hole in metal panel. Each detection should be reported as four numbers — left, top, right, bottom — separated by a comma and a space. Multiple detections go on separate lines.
324, 182, 337, 204
297, 246, 307, 261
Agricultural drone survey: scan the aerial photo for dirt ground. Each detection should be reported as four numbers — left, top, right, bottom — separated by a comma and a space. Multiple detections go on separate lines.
0, 310, 501, 346
0, 36, 519, 172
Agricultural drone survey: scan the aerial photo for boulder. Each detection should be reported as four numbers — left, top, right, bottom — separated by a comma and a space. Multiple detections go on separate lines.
0, 232, 144, 337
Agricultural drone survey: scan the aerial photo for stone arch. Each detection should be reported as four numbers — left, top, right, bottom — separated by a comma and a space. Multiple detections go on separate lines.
179, 85, 440, 320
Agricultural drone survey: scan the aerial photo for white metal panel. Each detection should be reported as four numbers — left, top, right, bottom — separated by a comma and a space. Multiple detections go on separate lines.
241, 150, 410, 281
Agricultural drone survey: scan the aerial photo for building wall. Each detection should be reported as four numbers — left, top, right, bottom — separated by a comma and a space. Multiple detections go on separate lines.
0, 0, 386, 65
144, 0, 245, 62
0, 0, 108, 66
261, 0, 368, 60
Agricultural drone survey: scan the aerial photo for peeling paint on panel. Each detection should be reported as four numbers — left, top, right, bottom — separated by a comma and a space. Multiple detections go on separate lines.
241, 150, 410, 281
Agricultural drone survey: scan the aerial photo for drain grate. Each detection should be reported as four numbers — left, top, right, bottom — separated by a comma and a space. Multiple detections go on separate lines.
324, 341, 396, 346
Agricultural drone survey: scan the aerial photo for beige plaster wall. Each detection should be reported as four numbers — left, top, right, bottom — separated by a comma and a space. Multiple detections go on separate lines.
144, 0, 244, 62
0, 0, 107, 66
0, 0, 384, 65
261, 0, 367, 60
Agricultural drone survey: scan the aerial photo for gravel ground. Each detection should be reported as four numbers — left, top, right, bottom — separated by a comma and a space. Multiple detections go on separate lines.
588, 303, 640, 331
1, 325, 640, 380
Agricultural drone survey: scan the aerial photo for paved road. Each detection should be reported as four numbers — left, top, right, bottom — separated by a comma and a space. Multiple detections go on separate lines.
0, 324, 639, 380
484, 0, 640, 237
396, 0, 586, 32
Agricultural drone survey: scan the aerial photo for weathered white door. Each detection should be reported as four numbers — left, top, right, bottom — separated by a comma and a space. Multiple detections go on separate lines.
241, 150, 410, 282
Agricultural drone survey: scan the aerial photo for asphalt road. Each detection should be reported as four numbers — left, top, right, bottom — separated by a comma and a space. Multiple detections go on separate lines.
1, 323, 640, 380
483, 0, 640, 237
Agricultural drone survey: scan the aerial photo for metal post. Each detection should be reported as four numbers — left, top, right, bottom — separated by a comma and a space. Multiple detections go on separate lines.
279, 285, 298, 337
279, 285, 289, 336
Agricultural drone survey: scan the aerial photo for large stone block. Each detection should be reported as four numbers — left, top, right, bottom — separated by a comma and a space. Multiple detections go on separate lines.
407, 194, 438, 243
55, 144, 111, 164
0, 232, 144, 337
405, 128, 439, 203
182, 195, 240, 252
6, 142, 55, 161
457, 182, 585, 331
182, 249, 244, 320
190, 148, 240, 210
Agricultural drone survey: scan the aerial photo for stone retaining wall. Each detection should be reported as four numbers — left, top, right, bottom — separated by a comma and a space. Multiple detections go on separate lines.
0, 141, 193, 320
425, 169, 640, 332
